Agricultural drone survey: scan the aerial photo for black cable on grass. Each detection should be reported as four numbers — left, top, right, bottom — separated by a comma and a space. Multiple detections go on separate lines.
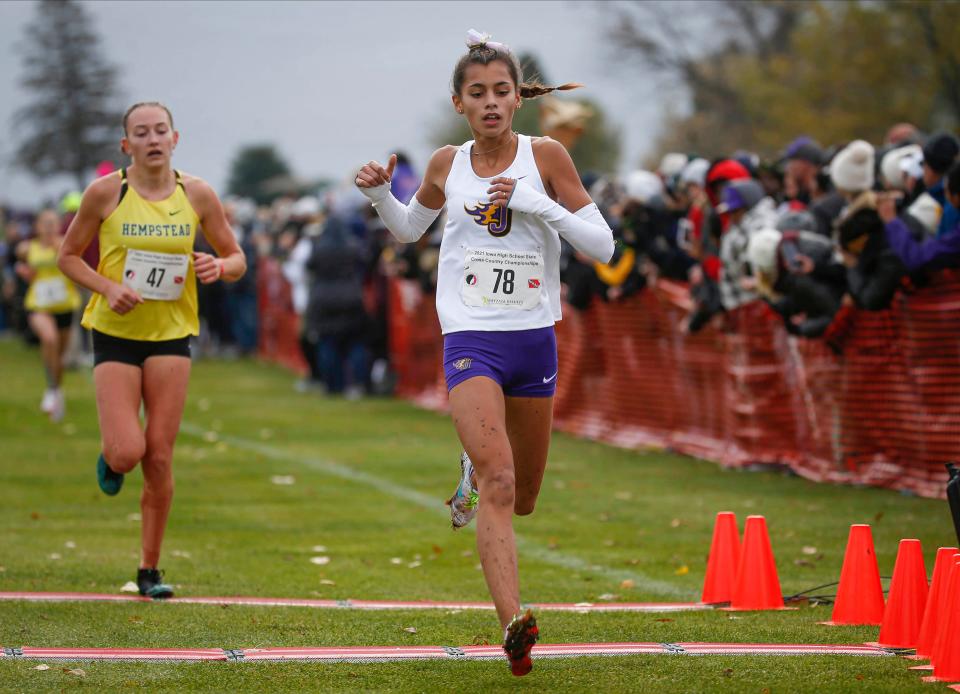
784, 576, 892, 605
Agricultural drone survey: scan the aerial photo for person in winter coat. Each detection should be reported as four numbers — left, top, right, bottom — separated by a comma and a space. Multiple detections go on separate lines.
747, 226, 844, 338
716, 178, 779, 311
836, 193, 906, 311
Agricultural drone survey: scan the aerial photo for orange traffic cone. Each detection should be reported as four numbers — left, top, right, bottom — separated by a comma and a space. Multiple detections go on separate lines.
929, 558, 960, 682
824, 524, 885, 625
728, 515, 784, 610
701, 512, 741, 604
916, 548, 959, 659
876, 539, 928, 648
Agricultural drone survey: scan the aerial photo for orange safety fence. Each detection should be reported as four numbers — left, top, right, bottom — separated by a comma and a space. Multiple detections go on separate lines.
258, 256, 959, 499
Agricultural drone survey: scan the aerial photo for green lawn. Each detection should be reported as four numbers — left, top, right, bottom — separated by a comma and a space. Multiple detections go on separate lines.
0, 336, 953, 692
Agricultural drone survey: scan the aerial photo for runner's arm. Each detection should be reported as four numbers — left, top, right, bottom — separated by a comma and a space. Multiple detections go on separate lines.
188, 179, 247, 283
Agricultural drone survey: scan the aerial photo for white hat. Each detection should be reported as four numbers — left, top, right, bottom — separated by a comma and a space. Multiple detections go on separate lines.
624, 170, 663, 205
747, 228, 782, 276
679, 158, 710, 187
900, 149, 924, 181
906, 192, 943, 235
880, 144, 922, 190
830, 140, 875, 193
658, 152, 688, 178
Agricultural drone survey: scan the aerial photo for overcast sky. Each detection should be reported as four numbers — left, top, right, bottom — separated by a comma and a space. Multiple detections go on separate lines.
0, 0, 676, 208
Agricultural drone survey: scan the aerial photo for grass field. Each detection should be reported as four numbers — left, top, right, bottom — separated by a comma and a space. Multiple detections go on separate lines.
0, 336, 955, 692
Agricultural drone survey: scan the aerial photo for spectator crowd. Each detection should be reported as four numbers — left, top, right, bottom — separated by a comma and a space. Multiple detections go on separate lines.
3, 125, 960, 395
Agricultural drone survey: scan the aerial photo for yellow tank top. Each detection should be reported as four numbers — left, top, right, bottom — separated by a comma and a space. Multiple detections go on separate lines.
81, 169, 201, 341
25, 240, 81, 313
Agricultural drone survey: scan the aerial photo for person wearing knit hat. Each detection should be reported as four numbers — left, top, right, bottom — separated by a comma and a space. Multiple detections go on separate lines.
880, 144, 923, 190
830, 140, 875, 196
879, 160, 960, 272
921, 132, 960, 236
718, 178, 778, 311
835, 193, 906, 311
782, 137, 824, 207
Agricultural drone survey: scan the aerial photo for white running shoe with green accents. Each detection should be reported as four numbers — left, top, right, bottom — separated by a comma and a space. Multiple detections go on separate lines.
446, 451, 478, 529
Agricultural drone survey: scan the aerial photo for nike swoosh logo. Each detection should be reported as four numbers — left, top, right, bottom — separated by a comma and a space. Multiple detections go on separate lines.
542, 371, 558, 384
168, 210, 181, 216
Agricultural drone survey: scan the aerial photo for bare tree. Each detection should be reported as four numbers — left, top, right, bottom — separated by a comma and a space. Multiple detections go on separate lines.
14, 0, 124, 188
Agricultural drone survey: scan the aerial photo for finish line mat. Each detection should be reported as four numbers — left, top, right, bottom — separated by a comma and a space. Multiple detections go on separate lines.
0, 643, 896, 663
0, 591, 709, 613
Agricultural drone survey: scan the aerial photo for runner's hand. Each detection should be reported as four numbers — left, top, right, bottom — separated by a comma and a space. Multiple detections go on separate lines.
487, 177, 517, 208
356, 155, 397, 189
105, 282, 143, 315
193, 251, 223, 284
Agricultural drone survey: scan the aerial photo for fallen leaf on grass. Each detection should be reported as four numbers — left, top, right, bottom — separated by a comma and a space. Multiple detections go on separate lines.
722, 668, 734, 677
64, 541, 76, 549
310, 556, 330, 566
0, 566, 5, 572
312, 545, 328, 553
431, 545, 443, 555
127, 513, 141, 522
319, 579, 336, 586
472, 635, 490, 645
63, 668, 85, 677
171, 550, 192, 559
802, 546, 818, 555
620, 579, 635, 589
390, 557, 403, 565
120, 581, 139, 593
794, 559, 814, 567
407, 561, 421, 569
202, 431, 218, 443
403, 627, 417, 634
33, 664, 49, 671
547, 538, 560, 550
270, 475, 296, 486
31, 512, 40, 520
674, 565, 690, 576
614, 491, 632, 501
670, 518, 683, 528
129, 615, 143, 623
48, 553, 61, 561
655, 618, 674, 623
873, 511, 884, 523
597, 593, 619, 601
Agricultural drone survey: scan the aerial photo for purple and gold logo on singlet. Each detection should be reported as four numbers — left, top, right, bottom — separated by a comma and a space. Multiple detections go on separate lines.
464, 202, 512, 238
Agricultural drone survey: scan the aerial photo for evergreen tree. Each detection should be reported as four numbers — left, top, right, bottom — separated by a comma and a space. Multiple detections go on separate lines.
226, 145, 293, 204
15, 0, 124, 188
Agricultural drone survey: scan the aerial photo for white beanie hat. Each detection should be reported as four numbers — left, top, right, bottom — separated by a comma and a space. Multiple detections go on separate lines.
658, 152, 688, 178
880, 144, 922, 190
830, 140, 875, 193
624, 170, 664, 204
747, 228, 783, 276
906, 192, 943, 235
679, 158, 710, 187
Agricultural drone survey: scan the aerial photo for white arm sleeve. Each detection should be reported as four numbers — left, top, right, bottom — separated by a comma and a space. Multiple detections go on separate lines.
507, 180, 615, 263
359, 183, 441, 243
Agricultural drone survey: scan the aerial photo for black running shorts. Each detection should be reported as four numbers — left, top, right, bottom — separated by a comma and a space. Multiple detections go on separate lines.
92, 329, 191, 367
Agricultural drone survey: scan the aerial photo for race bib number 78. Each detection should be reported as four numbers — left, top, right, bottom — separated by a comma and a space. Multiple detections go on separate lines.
461, 247, 544, 310
122, 249, 190, 301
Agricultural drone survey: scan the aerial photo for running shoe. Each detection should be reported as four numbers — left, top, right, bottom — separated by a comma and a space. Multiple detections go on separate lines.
40, 389, 56, 414
137, 568, 174, 599
97, 453, 124, 496
445, 451, 478, 529
49, 389, 65, 423
503, 608, 539, 676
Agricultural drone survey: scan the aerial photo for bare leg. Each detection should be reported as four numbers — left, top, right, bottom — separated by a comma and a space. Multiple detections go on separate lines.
449, 376, 518, 628
94, 362, 145, 473
140, 356, 190, 569
505, 395, 554, 516
27, 313, 61, 389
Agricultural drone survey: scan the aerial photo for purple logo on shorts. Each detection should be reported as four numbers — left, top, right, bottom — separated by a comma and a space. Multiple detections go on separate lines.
464, 202, 512, 237
453, 358, 472, 371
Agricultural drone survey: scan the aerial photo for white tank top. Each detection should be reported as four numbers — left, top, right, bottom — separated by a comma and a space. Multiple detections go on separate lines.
436, 134, 562, 334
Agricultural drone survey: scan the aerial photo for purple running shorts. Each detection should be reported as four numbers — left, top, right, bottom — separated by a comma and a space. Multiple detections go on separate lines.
443, 326, 558, 397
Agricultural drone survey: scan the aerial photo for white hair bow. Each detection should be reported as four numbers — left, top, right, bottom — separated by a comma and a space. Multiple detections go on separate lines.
465, 28, 508, 52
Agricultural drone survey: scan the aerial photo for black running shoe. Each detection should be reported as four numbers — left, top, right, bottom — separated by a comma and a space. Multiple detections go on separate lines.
503, 609, 539, 676
137, 568, 174, 599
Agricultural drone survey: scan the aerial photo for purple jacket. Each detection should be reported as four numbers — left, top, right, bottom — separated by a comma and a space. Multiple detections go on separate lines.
884, 217, 960, 272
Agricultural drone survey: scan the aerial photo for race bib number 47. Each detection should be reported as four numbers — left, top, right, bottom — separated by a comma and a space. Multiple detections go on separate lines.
122, 249, 190, 301
461, 247, 544, 310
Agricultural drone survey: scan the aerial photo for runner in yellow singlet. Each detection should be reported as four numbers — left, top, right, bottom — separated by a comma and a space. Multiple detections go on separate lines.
58, 102, 247, 598
15, 209, 81, 422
